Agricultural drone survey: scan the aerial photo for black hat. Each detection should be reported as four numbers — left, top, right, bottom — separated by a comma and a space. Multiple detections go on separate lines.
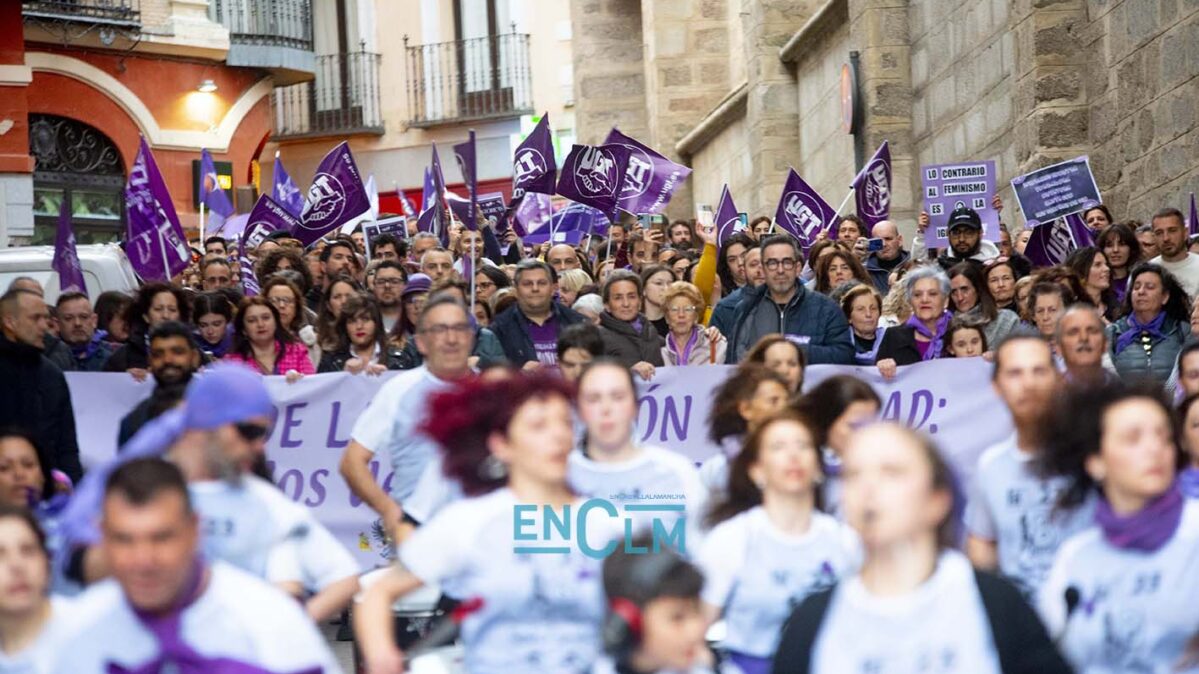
947, 206, 982, 232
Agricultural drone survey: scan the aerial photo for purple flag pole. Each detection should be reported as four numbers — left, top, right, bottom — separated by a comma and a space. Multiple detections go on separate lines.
1190, 193, 1198, 237
52, 197, 86, 294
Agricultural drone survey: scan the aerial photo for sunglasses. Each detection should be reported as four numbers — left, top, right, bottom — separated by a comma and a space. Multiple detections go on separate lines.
234, 422, 271, 442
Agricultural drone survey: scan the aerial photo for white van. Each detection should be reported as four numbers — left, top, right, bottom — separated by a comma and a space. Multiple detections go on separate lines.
0, 244, 141, 303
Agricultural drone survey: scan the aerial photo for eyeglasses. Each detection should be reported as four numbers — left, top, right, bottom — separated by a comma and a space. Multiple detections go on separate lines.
667, 305, 699, 315
419, 323, 473, 338
269, 296, 295, 307
375, 278, 404, 287
764, 258, 798, 271
234, 422, 270, 442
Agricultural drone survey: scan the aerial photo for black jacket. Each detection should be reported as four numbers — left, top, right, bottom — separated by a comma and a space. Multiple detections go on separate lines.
0, 334, 82, 482
490, 302, 587, 365
103, 327, 149, 372
875, 325, 925, 364
725, 283, 854, 364
772, 569, 1071, 674
117, 382, 188, 448
598, 311, 664, 368
317, 345, 415, 373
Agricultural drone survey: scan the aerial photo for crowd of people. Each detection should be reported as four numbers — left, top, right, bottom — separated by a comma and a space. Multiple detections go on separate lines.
0, 194, 1197, 673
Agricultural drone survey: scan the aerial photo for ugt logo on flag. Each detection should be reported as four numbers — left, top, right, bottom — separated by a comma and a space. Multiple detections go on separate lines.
783, 190, 825, 240
574, 147, 620, 198
303, 173, 347, 226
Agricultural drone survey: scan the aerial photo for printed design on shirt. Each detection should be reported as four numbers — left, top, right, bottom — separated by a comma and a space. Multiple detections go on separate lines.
857, 648, 959, 674
504, 552, 602, 670
1100, 610, 1154, 673
777, 561, 838, 611
367, 517, 395, 560
1006, 481, 1069, 593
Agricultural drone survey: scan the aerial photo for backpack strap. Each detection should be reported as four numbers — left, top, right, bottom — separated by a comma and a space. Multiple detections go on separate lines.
974, 569, 1018, 673
770, 586, 836, 674
973, 569, 1072, 674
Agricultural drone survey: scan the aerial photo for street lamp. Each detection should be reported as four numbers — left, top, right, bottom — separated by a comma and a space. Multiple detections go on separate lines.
197, 79, 218, 94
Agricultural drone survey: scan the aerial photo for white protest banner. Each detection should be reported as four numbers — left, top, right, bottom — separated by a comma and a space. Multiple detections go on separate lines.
66, 359, 1011, 569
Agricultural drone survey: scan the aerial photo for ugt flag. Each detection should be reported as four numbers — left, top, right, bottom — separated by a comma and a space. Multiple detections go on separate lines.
124, 137, 190, 282
295, 142, 371, 246
715, 185, 741, 248
556, 143, 631, 220
509, 114, 557, 213
524, 202, 609, 245
200, 148, 235, 236
1023, 212, 1093, 267
453, 130, 478, 230
52, 197, 86, 294
774, 168, 838, 252
513, 192, 552, 239
852, 140, 892, 229
240, 195, 302, 296
603, 128, 691, 215
272, 151, 304, 218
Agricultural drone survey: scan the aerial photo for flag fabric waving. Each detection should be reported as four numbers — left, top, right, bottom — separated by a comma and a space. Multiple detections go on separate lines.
774, 168, 839, 252
52, 197, 86, 294
272, 151, 304, 218
851, 140, 892, 230
556, 143, 631, 220
603, 128, 692, 215
294, 141, 371, 246
200, 148, 236, 237
124, 137, 190, 281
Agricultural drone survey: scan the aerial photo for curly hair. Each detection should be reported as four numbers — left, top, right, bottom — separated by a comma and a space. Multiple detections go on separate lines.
124, 282, 191, 334
814, 250, 872, 295
419, 372, 576, 496
707, 364, 790, 444
257, 247, 313, 294
706, 411, 822, 527
1122, 263, 1191, 321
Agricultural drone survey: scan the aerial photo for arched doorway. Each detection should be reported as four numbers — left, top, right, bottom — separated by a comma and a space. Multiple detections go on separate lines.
29, 114, 125, 245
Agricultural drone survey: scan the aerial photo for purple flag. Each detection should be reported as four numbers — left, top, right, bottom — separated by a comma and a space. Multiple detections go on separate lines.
396, 181, 417, 219
525, 202, 609, 245
513, 193, 552, 239
124, 137, 190, 282
453, 130, 478, 231
272, 151, 304, 218
295, 142, 371, 246
509, 114, 558, 213
238, 195, 300, 295
603, 128, 692, 215
200, 148, 235, 237
421, 167, 435, 214
1023, 214, 1094, 267
430, 143, 451, 245
1190, 193, 1198, 236
52, 197, 86, 295
774, 168, 839, 252
556, 143, 630, 220
715, 185, 740, 248
852, 140, 892, 229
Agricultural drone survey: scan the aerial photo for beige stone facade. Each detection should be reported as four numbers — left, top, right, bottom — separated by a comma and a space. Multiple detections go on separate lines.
571, 0, 1199, 236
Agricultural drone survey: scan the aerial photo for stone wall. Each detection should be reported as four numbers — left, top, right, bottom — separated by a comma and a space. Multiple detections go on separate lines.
690, 113, 752, 208
568, 0, 648, 144
1083, 0, 1199, 222
794, 21, 855, 219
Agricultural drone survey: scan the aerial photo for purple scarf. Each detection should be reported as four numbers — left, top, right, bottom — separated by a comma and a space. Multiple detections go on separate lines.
1180, 467, 1199, 499
1094, 483, 1185, 552
70, 330, 109, 362
1114, 311, 1166, 355
904, 311, 952, 361
108, 561, 323, 674
197, 325, 234, 359
666, 326, 700, 365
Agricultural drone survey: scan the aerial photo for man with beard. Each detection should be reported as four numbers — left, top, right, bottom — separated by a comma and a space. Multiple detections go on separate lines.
1054, 304, 1117, 385
55, 291, 114, 371
372, 260, 407, 332
964, 332, 1094, 599
117, 321, 202, 446
934, 206, 1000, 271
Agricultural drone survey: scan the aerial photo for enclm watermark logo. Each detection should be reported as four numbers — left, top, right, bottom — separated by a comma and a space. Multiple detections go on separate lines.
512, 498, 686, 558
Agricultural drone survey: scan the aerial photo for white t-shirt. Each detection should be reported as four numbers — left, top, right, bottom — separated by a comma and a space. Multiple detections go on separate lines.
1039, 499, 1199, 674
1150, 253, 1199, 299
811, 550, 1002, 674
0, 597, 75, 674
350, 365, 453, 502
568, 446, 708, 555
189, 476, 359, 591
698, 507, 860, 658
590, 655, 736, 674
963, 435, 1095, 597
400, 488, 614, 674
51, 562, 343, 674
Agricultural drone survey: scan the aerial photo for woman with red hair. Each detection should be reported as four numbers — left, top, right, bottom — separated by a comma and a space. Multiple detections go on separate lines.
354, 372, 615, 674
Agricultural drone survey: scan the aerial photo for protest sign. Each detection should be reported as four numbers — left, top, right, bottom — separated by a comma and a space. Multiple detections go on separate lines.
1010, 156, 1102, 227
922, 160, 1001, 246
68, 358, 1009, 568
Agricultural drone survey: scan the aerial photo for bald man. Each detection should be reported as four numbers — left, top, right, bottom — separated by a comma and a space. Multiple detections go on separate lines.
863, 220, 909, 294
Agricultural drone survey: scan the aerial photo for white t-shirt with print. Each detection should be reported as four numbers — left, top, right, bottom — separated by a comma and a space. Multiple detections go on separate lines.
1039, 498, 1199, 674
698, 507, 860, 658
811, 550, 1002, 674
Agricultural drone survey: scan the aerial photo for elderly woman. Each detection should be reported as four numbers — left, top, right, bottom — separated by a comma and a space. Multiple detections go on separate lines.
661, 281, 725, 366
1105, 263, 1191, 386
557, 268, 593, 310
876, 265, 952, 378
841, 284, 887, 365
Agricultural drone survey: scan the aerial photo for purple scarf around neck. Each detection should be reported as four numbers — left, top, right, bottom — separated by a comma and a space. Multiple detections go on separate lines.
108, 561, 323, 674
1114, 311, 1166, 354
666, 326, 700, 364
1094, 483, 1185, 552
904, 311, 952, 361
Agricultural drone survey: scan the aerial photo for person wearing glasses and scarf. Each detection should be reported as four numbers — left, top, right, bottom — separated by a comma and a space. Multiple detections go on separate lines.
662, 282, 726, 366
875, 265, 953, 379
1105, 263, 1192, 387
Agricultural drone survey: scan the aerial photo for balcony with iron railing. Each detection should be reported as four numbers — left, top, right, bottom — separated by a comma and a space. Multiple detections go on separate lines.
209, 0, 315, 85
273, 46, 384, 140
405, 30, 533, 128
21, 0, 141, 46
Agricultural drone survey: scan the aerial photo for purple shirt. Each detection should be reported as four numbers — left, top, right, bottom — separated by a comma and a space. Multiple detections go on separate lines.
527, 314, 560, 365
915, 338, 932, 359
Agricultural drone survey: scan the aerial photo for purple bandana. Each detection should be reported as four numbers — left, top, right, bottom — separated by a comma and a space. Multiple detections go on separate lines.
1094, 483, 1184, 552
1114, 311, 1166, 355
1181, 467, 1199, 499
904, 311, 952, 361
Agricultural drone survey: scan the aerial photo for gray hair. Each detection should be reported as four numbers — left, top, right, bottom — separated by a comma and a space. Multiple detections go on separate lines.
572, 293, 603, 316
903, 265, 950, 302
1053, 303, 1106, 344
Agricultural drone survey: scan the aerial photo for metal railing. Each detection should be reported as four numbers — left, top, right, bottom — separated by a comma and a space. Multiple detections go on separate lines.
405, 31, 533, 127
273, 47, 384, 139
22, 0, 139, 26
209, 0, 312, 51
